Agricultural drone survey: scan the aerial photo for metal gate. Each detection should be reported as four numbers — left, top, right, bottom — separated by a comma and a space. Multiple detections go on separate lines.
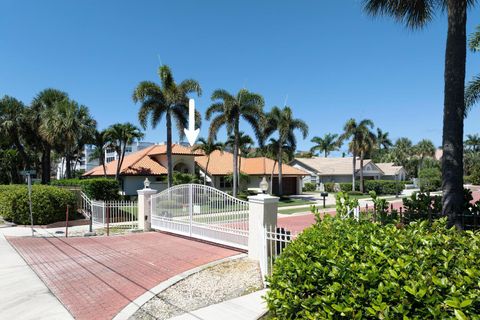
150, 184, 249, 250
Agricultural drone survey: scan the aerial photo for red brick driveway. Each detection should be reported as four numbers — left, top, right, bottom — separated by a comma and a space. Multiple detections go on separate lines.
7, 232, 239, 320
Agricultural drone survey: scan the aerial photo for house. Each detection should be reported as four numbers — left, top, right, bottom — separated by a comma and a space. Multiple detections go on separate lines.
290, 157, 406, 187
83, 144, 307, 195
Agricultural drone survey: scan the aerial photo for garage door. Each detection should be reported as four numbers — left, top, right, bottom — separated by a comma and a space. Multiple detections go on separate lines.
272, 177, 297, 195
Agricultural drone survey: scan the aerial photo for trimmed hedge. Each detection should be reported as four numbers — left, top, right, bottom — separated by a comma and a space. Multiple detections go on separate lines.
419, 167, 442, 192
51, 178, 120, 200
302, 182, 317, 192
266, 217, 480, 319
0, 185, 76, 225
324, 180, 405, 195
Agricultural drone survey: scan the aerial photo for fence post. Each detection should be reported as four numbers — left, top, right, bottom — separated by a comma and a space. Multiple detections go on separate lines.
247, 194, 279, 262
137, 182, 158, 231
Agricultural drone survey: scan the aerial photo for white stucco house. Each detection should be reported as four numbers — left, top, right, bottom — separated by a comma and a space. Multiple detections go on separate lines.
83, 143, 307, 196
290, 157, 407, 187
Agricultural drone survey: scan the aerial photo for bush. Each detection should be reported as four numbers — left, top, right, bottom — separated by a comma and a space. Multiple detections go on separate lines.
419, 167, 442, 192
0, 185, 76, 225
347, 191, 363, 196
302, 182, 317, 192
51, 178, 120, 200
324, 180, 405, 195
266, 217, 480, 319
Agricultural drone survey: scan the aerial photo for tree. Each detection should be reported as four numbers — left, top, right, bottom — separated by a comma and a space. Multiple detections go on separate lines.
363, 0, 472, 228
226, 131, 254, 179
414, 139, 436, 170
40, 99, 96, 179
133, 65, 201, 188
0, 96, 29, 169
104, 123, 144, 181
339, 118, 374, 191
261, 138, 294, 194
310, 133, 339, 157
31, 89, 69, 184
465, 133, 480, 152
356, 128, 376, 193
264, 106, 308, 196
89, 129, 108, 177
376, 128, 393, 150
206, 89, 264, 197
192, 137, 223, 185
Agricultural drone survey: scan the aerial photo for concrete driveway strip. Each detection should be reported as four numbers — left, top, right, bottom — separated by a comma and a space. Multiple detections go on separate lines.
0, 234, 73, 320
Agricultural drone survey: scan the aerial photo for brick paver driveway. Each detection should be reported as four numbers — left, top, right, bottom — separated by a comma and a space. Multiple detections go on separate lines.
7, 232, 239, 320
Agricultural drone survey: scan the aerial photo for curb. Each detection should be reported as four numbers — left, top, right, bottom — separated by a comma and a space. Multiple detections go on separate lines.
113, 253, 248, 320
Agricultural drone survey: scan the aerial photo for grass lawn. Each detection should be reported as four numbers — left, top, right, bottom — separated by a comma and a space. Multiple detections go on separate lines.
278, 204, 335, 215
278, 197, 315, 207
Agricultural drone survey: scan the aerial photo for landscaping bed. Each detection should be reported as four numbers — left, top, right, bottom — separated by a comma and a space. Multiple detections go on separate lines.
131, 258, 263, 320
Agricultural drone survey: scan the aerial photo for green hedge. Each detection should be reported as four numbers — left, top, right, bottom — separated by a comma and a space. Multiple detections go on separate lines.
302, 182, 316, 192
266, 217, 480, 319
419, 167, 442, 192
51, 178, 120, 200
323, 180, 405, 195
0, 185, 76, 225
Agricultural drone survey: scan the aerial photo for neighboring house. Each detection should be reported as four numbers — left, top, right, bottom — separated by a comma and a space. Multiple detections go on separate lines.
56, 141, 155, 179
195, 150, 307, 195
83, 144, 307, 196
290, 157, 406, 187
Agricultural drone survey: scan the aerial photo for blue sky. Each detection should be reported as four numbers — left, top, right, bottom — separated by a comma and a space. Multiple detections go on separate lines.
1, 0, 480, 155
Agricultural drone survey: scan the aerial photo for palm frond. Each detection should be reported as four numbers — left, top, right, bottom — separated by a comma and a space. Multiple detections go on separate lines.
465, 75, 480, 116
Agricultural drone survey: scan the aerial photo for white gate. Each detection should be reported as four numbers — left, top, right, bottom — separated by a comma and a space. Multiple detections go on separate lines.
150, 184, 249, 250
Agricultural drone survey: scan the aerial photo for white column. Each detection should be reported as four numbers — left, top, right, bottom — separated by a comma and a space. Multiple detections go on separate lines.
248, 194, 279, 261
137, 187, 158, 231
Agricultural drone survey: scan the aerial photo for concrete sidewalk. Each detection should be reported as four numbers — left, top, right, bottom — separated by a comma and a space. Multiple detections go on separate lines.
169, 289, 267, 320
0, 234, 73, 320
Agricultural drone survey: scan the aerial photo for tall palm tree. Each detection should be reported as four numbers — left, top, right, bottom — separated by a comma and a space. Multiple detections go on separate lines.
339, 119, 374, 191
104, 123, 144, 181
376, 128, 393, 150
310, 133, 339, 157
132, 65, 201, 188
356, 129, 377, 193
363, 0, 473, 227
226, 131, 254, 178
89, 129, 108, 177
31, 89, 69, 183
264, 106, 308, 196
260, 138, 294, 194
465, 133, 480, 152
414, 139, 436, 170
192, 137, 223, 185
40, 99, 96, 179
206, 89, 264, 197
0, 96, 29, 169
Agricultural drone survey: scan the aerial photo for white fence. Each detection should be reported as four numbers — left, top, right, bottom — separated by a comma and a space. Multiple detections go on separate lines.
80, 192, 138, 230
260, 225, 299, 278
150, 184, 249, 250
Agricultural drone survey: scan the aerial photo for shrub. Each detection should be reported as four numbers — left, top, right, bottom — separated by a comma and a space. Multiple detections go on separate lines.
0, 185, 76, 225
302, 182, 316, 192
51, 178, 120, 200
321, 181, 406, 195
266, 217, 480, 319
347, 191, 363, 196
419, 167, 442, 192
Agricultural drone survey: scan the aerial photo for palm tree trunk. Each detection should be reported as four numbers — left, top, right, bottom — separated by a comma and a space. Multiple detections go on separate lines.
270, 160, 276, 195
166, 111, 173, 188
352, 150, 356, 191
65, 154, 72, 179
442, 0, 467, 229
41, 146, 51, 184
232, 122, 239, 197
360, 151, 364, 194
324, 150, 327, 158
205, 156, 210, 186
278, 143, 283, 196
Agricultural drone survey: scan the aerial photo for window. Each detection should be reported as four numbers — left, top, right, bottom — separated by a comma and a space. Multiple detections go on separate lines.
106, 157, 115, 163
125, 146, 133, 153
219, 176, 232, 188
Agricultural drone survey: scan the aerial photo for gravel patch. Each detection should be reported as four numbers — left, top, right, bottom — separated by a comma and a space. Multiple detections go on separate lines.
130, 258, 263, 320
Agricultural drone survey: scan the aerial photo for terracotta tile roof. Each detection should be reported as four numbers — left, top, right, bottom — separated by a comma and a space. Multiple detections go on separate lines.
148, 144, 204, 156
291, 157, 375, 176
84, 145, 168, 177
195, 150, 308, 176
